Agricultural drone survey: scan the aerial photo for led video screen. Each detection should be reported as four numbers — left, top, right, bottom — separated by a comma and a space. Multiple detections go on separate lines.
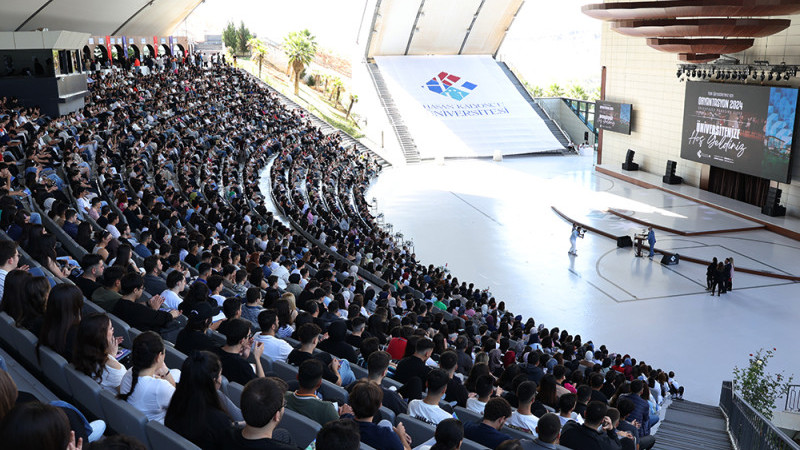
680, 81, 798, 183
595, 100, 632, 134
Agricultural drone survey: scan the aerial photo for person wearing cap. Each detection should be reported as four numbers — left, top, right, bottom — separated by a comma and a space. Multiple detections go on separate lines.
175, 301, 220, 355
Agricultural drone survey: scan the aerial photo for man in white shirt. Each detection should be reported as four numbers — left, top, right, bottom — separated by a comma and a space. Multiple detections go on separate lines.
407, 369, 455, 425
254, 309, 293, 362
506, 381, 539, 435
272, 259, 290, 290
0, 241, 23, 300
160, 271, 186, 311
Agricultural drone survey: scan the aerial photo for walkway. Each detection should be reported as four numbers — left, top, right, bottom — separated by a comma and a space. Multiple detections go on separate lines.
654, 400, 733, 450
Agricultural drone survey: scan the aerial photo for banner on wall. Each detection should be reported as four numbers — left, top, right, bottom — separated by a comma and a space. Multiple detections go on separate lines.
153, 36, 159, 57
374, 55, 564, 158
104, 35, 111, 60
122, 36, 128, 58
680, 81, 799, 183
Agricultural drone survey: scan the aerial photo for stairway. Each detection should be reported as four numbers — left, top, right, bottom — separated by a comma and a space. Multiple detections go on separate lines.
653, 400, 733, 450
366, 63, 421, 164
496, 61, 572, 150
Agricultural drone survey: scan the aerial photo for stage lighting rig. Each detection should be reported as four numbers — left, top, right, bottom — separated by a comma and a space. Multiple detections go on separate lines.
677, 60, 799, 84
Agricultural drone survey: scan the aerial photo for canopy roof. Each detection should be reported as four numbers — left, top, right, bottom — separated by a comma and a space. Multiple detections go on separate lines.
0, 0, 203, 36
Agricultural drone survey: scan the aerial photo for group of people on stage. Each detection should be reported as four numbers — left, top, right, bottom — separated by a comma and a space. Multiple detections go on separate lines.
706, 257, 734, 296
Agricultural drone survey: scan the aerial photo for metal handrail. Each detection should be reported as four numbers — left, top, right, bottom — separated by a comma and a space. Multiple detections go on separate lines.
720, 381, 800, 450
533, 98, 572, 145
562, 98, 597, 134
783, 384, 800, 413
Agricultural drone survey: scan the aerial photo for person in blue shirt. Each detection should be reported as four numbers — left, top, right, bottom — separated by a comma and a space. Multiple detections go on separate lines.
647, 227, 656, 259
350, 380, 411, 450
463, 397, 513, 449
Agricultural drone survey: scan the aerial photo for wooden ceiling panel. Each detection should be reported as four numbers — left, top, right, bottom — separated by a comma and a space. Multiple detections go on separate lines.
647, 38, 754, 54
611, 18, 791, 38
583, 0, 800, 21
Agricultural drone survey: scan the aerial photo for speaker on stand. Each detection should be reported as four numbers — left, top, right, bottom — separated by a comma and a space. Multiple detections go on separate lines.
662, 160, 683, 185
622, 149, 639, 171
660, 253, 680, 265
761, 186, 786, 217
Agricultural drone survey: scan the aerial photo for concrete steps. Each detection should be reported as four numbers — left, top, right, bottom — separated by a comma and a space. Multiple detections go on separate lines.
366, 63, 421, 164
653, 400, 733, 450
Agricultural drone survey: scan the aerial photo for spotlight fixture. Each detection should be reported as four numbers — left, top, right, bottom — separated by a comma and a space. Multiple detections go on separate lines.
676, 69, 682, 79
752, 72, 757, 80
761, 72, 766, 81
785, 72, 791, 81
768, 72, 774, 81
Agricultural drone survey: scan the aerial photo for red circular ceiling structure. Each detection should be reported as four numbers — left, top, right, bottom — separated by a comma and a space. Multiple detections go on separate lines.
583, 0, 800, 62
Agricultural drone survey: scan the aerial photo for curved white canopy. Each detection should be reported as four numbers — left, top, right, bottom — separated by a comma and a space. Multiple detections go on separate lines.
0, 0, 203, 36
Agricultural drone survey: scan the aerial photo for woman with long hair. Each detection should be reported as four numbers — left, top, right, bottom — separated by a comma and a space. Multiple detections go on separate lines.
18, 276, 50, 335
38, 283, 83, 361
73, 313, 125, 392
430, 418, 464, 450
118, 331, 176, 423
0, 270, 33, 325
28, 232, 72, 278
75, 222, 96, 252
111, 244, 139, 273
92, 230, 112, 262
275, 298, 295, 339
536, 374, 559, 411
165, 351, 234, 450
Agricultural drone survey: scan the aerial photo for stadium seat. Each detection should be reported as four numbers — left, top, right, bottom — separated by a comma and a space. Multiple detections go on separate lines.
227, 381, 244, 408
0, 312, 16, 348
378, 405, 396, 425
64, 365, 104, 419
98, 389, 149, 445
382, 376, 403, 391
82, 299, 106, 317
503, 424, 535, 441
259, 354, 273, 373
38, 345, 72, 398
360, 443, 377, 450
163, 343, 187, 370
12, 325, 41, 373
350, 362, 368, 379
281, 407, 322, 448
107, 313, 132, 348
273, 359, 299, 383
145, 420, 201, 450
461, 438, 490, 450
454, 406, 482, 424
396, 414, 436, 445
319, 379, 348, 405
209, 330, 226, 346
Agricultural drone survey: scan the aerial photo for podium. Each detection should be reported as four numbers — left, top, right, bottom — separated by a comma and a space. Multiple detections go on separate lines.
633, 233, 647, 257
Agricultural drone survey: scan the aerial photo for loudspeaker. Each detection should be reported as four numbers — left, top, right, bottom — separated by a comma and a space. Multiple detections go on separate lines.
622, 149, 639, 171
617, 236, 632, 247
662, 160, 683, 184
660, 253, 680, 265
761, 187, 786, 217
584, 132, 589, 141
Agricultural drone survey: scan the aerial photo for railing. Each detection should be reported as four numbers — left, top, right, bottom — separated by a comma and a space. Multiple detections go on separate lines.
563, 98, 597, 135
720, 381, 800, 450
532, 98, 572, 146
784, 384, 800, 413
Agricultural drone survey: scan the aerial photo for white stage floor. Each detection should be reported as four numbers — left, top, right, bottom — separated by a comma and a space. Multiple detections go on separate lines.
367, 155, 800, 406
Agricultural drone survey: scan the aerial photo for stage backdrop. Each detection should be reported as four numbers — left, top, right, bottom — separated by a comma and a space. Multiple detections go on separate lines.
680, 81, 798, 183
374, 55, 564, 159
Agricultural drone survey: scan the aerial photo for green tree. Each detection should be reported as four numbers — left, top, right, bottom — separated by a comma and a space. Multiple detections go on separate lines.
589, 86, 601, 101
236, 21, 253, 56
545, 83, 564, 97
247, 38, 267, 79
283, 29, 318, 96
567, 83, 588, 100
733, 348, 794, 420
329, 77, 344, 104
222, 21, 237, 50
346, 94, 358, 120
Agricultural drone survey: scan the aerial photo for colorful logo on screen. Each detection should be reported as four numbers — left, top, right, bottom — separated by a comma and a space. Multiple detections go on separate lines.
424, 72, 477, 101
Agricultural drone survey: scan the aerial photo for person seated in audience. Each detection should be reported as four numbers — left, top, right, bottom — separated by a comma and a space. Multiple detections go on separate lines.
557, 393, 583, 427
0, 240, 24, 299
526, 413, 570, 450
350, 380, 411, 450
38, 283, 83, 361
285, 359, 352, 426
240, 287, 263, 326
62, 208, 79, 239
73, 313, 126, 392
463, 397, 513, 449
92, 266, 124, 312
134, 231, 153, 259
0, 270, 31, 324
72, 253, 104, 300
667, 371, 684, 399
254, 309, 293, 363
112, 273, 180, 335
466, 374, 494, 414
415, 418, 464, 450
354, 350, 407, 416
438, 350, 468, 408
590, 373, 609, 404
616, 398, 655, 450
165, 351, 235, 450
553, 365, 575, 396
207, 275, 226, 306
175, 302, 220, 355
142, 255, 166, 296
118, 331, 177, 423
215, 318, 265, 385
560, 401, 623, 450
289, 323, 344, 386
318, 319, 358, 363
536, 375, 560, 413
315, 419, 361, 450
605, 408, 635, 450
621, 379, 651, 438
346, 316, 366, 348
574, 385, 591, 418
229, 377, 296, 450
159, 270, 186, 312
507, 381, 539, 434
394, 337, 434, 400
285, 273, 303, 298
217, 297, 242, 336
17, 276, 49, 336
0, 401, 83, 450
407, 369, 454, 425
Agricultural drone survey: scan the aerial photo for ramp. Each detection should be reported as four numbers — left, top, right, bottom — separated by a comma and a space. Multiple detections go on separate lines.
374, 55, 565, 159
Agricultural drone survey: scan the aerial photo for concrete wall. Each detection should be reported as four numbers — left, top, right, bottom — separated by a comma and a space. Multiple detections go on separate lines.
599, 5, 800, 214
537, 98, 597, 146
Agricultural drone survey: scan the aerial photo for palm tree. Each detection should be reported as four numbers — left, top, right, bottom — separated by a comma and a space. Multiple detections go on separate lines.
545, 83, 564, 98
346, 94, 358, 120
283, 29, 318, 96
567, 83, 588, 100
247, 38, 267, 79
329, 77, 344, 104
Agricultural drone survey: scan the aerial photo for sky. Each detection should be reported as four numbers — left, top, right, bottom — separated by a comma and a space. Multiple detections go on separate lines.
184, 0, 601, 88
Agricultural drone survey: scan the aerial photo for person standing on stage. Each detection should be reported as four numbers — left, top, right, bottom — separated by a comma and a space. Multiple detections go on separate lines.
706, 257, 718, 291
724, 258, 733, 292
647, 227, 656, 259
569, 224, 583, 256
